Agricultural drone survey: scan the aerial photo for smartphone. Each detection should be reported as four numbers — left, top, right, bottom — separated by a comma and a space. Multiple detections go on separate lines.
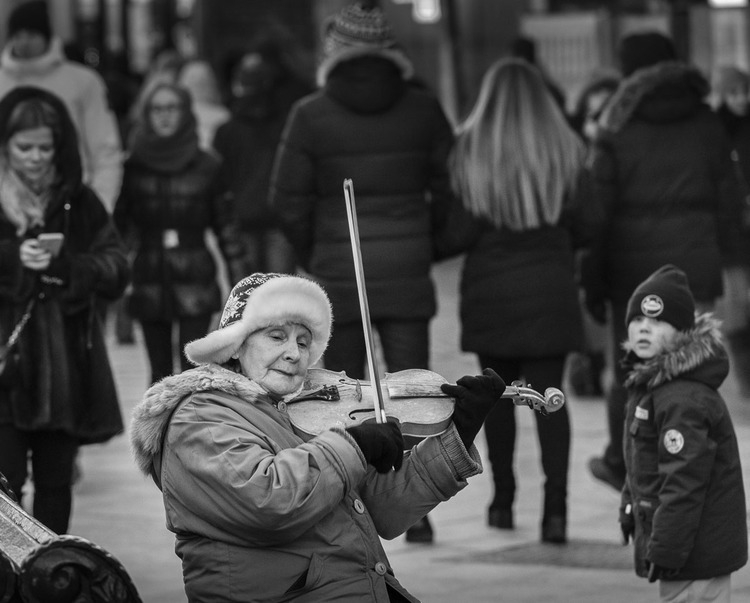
37, 233, 64, 257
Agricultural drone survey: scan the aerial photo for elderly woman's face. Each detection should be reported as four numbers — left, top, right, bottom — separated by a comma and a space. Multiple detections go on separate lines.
238, 324, 312, 396
148, 88, 183, 137
8, 126, 55, 188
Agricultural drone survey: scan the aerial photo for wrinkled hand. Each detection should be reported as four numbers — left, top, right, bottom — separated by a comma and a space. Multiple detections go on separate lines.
619, 503, 634, 545
646, 560, 680, 583
346, 419, 404, 473
440, 368, 506, 449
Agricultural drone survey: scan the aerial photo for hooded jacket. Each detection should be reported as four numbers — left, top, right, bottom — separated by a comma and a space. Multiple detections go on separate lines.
0, 37, 122, 211
130, 363, 482, 602
583, 62, 743, 306
0, 87, 129, 442
621, 313, 747, 580
269, 58, 454, 323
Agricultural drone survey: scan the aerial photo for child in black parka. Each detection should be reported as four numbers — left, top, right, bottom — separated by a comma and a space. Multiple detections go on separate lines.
620, 264, 747, 602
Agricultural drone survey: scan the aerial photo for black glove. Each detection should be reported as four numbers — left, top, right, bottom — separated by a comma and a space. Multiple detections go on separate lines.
646, 560, 680, 583
440, 368, 506, 449
346, 419, 404, 473
619, 503, 634, 545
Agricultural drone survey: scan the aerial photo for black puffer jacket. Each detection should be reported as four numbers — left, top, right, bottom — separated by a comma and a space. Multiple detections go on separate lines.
114, 150, 243, 321
269, 60, 454, 323
621, 313, 747, 580
584, 62, 743, 305
436, 188, 590, 357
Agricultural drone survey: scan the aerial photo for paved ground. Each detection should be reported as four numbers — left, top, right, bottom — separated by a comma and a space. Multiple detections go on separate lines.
56, 257, 750, 602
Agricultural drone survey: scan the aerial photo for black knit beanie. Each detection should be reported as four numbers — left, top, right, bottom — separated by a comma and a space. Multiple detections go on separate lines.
8, 1, 51, 41
625, 265, 695, 331
619, 32, 676, 77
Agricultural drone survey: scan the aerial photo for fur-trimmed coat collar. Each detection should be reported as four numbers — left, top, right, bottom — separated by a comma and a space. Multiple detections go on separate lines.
622, 313, 728, 391
599, 61, 709, 133
130, 364, 269, 476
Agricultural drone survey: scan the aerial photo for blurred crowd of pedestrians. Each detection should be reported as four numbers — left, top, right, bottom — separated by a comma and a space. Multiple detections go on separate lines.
0, 0, 749, 601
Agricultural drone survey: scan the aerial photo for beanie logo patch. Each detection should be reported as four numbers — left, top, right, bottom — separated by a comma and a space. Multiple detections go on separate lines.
641, 295, 664, 318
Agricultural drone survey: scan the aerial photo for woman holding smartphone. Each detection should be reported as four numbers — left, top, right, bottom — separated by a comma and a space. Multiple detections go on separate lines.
0, 86, 129, 534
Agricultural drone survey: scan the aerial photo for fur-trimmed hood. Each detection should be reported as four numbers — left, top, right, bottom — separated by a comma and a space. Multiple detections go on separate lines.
623, 313, 728, 390
599, 61, 709, 133
129, 364, 269, 477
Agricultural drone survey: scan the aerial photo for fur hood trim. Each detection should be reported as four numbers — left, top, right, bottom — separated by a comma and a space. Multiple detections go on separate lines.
623, 313, 725, 390
129, 364, 267, 476
599, 61, 708, 133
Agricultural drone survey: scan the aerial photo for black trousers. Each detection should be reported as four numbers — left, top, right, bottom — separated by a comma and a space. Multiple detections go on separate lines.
0, 426, 78, 534
140, 315, 213, 384
478, 355, 570, 519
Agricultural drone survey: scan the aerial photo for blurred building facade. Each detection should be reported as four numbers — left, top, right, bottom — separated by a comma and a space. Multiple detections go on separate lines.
0, 0, 747, 120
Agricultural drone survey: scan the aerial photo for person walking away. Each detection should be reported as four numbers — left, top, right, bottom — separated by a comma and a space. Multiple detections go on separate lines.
0, 1, 122, 212
712, 64, 750, 397
0, 86, 129, 533
212, 33, 313, 276
618, 265, 747, 601
566, 71, 621, 397
269, 1, 455, 543
582, 32, 744, 492
114, 83, 243, 385
130, 271, 508, 602
438, 58, 590, 544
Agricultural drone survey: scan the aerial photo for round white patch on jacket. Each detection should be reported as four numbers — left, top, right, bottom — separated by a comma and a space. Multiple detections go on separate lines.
664, 429, 684, 454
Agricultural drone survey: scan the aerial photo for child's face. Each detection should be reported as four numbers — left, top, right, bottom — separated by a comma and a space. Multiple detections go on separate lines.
627, 316, 678, 360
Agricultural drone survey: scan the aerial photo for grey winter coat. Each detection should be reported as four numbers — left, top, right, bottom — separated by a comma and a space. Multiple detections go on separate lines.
130, 364, 482, 602
621, 313, 747, 580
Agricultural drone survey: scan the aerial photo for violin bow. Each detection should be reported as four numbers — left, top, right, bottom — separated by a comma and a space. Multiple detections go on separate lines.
343, 179, 388, 424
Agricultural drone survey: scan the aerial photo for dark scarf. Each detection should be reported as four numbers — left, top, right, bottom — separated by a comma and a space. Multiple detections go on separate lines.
127, 87, 200, 173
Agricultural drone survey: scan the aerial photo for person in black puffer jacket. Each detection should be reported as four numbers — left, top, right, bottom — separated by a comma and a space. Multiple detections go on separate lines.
581, 32, 744, 492
269, 2, 454, 544
114, 82, 243, 385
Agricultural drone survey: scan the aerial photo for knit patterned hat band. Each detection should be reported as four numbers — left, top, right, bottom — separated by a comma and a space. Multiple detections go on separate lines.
185, 273, 332, 367
316, 2, 413, 86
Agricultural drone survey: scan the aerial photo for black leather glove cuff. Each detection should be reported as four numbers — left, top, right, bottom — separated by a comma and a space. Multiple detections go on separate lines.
346, 420, 404, 473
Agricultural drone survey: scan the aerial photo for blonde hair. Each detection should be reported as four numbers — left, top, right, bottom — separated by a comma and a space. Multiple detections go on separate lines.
451, 58, 585, 231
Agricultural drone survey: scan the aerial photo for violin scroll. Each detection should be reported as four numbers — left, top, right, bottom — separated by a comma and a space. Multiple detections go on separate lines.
504, 380, 566, 416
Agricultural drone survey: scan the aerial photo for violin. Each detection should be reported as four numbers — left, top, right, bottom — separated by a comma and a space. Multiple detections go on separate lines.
286, 367, 565, 442
285, 179, 566, 443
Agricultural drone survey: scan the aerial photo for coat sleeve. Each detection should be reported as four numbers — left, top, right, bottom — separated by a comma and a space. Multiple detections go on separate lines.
580, 136, 617, 304
357, 425, 482, 539
648, 388, 716, 569
208, 166, 245, 285
47, 190, 130, 303
268, 103, 317, 270
712, 124, 744, 266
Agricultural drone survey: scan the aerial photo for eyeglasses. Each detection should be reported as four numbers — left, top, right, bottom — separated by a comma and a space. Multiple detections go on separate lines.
149, 103, 182, 115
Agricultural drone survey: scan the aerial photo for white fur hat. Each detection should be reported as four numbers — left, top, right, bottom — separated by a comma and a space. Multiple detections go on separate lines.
185, 273, 332, 366
316, 2, 413, 87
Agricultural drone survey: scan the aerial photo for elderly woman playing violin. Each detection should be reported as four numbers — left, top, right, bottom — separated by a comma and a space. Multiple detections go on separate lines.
130, 272, 505, 603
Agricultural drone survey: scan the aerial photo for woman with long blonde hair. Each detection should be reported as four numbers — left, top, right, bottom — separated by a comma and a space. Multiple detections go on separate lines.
440, 58, 591, 544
